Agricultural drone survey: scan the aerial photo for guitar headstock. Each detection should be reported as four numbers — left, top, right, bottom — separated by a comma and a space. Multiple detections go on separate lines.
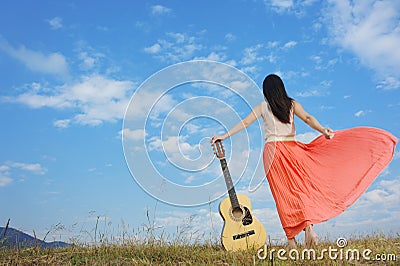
212, 140, 225, 159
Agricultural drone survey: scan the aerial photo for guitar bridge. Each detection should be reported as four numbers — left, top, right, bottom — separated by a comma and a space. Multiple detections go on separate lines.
232, 229, 255, 240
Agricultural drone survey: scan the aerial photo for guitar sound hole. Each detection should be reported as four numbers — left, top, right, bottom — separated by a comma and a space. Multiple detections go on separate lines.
232, 207, 243, 219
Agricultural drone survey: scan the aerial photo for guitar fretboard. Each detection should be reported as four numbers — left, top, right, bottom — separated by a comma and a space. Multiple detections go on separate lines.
220, 158, 240, 209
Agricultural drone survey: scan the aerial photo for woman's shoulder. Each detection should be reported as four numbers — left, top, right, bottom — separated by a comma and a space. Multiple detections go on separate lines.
256, 101, 269, 112
292, 99, 301, 109
252, 102, 265, 117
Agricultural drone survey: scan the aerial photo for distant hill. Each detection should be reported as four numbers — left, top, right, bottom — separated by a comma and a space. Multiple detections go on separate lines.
0, 227, 71, 249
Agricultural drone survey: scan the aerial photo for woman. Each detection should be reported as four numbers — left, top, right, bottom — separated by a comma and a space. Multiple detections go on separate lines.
211, 74, 397, 249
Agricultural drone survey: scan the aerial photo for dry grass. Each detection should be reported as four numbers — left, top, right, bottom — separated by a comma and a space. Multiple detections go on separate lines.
1, 209, 399, 265
1, 232, 399, 265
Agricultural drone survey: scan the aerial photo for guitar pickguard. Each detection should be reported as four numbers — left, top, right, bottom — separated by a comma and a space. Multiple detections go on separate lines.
242, 207, 253, 226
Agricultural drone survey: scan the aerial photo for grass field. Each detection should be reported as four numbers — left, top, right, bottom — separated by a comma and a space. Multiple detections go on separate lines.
1, 210, 399, 265
1, 231, 399, 265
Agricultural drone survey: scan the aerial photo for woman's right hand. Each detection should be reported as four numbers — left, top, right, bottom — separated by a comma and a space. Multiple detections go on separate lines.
210, 135, 226, 143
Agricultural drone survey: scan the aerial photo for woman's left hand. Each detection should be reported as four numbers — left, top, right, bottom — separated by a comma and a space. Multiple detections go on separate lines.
210, 135, 225, 143
323, 128, 334, 139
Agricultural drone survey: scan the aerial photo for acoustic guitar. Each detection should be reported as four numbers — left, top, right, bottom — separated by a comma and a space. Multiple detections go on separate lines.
212, 140, 267, 251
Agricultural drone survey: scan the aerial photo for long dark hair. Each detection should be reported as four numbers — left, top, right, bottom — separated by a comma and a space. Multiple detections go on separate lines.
262, 74, 293, 124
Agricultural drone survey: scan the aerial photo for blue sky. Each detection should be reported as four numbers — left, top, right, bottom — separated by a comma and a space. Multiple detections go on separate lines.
0, 0, 399, 244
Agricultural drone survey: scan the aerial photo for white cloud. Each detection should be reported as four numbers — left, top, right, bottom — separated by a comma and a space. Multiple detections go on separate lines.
151, 207, 223, 243
267, 53, 277, 64
8, 162, 47, 175
268, 176, 400, 240
240, 44, 264, 65
146, 132, 218, 175
354, 110, 364, 117
149, 94, 177, 122
283, 40, 297, 49
143, 43, 161, 54
123, 90, 177, 125
295, 131, 319, 143
120, 128, 147, 141
310, 55, 322, 68
144, 32, 203, 62
262, 41, 302, 67
184, 175, 195, 184
361, 178, 400, 208
0, 165, 9, 171
376, 76, 400, 90
265, 0, 317, 16
96, 26, 109, 32
312, 22, 322, 32
364, 189, 392, 203
150, 5, 172, 16
240, 65, 259, 77
265, 0, 294, 13
195, 52, 227, 62
380, 179, 400, 193
310, 54, 338, 70
224, 33, 236, 42
9, 74, 135, 127
0, 165, 12, 187
267, 41, 279, 49
149, 135, 198, 156
325, 0, 400, 86
354, 110, 371, 117
78, 51, 103, 71
0, 161, 47, 187
295, 79, 331, 98
53, 119, 71, 128
166, 32, 185, 43
74, 44, 106, 71
302, 0, 318, 6
394, 150, 400, 160
319, 105, 335, 110
0, 175, 12, 187
295, 89, 325, 97
151, 204, 285, 244
47, 17, 63, 30
0, 36, 68, 76
252, 207, 285, 241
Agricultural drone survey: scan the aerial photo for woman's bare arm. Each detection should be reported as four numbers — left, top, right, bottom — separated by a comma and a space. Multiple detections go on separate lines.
211, 103, 262, 142
293, 101, 334, 139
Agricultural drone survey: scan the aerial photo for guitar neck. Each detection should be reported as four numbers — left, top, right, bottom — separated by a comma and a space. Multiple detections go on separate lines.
219, 158, 240, 209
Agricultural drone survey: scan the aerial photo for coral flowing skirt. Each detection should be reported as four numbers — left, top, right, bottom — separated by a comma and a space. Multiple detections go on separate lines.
263, 127, 398, 239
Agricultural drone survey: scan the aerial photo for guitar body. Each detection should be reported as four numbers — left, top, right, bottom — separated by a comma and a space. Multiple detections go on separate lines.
219, 193, 267, 251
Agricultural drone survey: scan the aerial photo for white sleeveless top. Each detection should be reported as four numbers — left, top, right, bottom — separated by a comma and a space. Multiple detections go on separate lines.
260, 101, 296, 139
